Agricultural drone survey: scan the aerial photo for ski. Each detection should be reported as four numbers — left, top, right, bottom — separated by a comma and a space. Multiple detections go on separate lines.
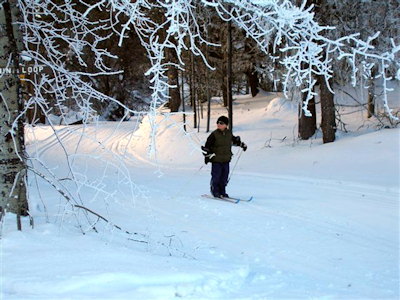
224, 196, 253, 202
201, 194, 239, 204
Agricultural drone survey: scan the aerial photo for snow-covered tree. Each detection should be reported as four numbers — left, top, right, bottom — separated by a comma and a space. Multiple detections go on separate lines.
0, 1, 28, 220
318, 0, 400, 120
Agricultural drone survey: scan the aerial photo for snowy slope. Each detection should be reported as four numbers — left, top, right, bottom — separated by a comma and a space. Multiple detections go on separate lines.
2, 90, 399, 299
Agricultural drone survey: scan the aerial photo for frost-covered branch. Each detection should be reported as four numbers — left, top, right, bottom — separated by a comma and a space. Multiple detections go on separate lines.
202, 0, 399, 119
103, 0, 399, 120
16, 0, 150, 233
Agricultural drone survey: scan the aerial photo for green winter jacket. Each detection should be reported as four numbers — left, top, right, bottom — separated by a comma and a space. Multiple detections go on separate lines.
205, 129, 240, 163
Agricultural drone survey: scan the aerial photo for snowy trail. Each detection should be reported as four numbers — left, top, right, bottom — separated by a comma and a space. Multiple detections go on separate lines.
21, 118, 399, 298
4, 93, 398, 299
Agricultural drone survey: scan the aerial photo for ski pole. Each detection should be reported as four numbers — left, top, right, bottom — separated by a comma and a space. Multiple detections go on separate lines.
227, 148, 243, 184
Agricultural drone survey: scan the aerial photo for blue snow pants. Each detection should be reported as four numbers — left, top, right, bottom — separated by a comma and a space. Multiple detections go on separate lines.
210, 162, 230, 197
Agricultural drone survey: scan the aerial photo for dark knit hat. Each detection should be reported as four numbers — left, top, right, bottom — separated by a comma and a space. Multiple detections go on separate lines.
217, 116, 229, 125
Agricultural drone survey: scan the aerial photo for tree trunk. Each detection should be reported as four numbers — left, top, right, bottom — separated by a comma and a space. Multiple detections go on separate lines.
298, 90, 317, 140
221, 59, 228, 107
246, 67, 259, 97
206, 45, 211, 133
180, 70, 186, 132
309, 0, 336, 143
318, 76, 336, 143
220, 19, 228, 108
367, 68, 376, 118
167, 49, 181, 113
227, 18, 233, 130
0, 1, 29, 217
196, 75, 201, 132
190, 52, 197, 128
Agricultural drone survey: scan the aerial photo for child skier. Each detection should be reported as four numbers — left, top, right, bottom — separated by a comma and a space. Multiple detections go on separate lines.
202, 116, 247, 198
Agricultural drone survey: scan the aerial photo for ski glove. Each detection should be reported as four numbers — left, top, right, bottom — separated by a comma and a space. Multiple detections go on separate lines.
201, 146, 211, 156
232, 136, 241, 146
240, 142, 247, 152
201, 146, 215, 164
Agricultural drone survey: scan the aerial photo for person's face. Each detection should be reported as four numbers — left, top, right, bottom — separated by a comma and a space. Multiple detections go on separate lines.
217, 121, 228, 130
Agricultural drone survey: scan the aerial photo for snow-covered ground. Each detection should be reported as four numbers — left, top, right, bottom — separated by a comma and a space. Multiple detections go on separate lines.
1, 88, 399, 299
